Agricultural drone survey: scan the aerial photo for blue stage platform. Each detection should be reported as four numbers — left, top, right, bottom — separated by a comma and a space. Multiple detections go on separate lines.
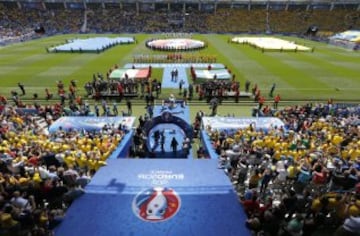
48, 116, 136, 133
55, 159, 250, 236
200, 117, 286, 159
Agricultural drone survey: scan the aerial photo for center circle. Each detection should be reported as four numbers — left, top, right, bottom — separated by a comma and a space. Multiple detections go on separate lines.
146, 38, 205, 51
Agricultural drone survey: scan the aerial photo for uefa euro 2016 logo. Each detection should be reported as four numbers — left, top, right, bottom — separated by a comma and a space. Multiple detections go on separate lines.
132, 187, 181, 222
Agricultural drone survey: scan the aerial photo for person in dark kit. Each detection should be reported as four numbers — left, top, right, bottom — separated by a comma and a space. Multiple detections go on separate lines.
59, 92, 66, 106
171, 137, 178, 154
145, 93, 150, 106
146, 104, 153, 118
94, 104, 100, 117
174, 68, 178, 82
183, 88, 188, 101
245, 80, 251, 93
209, 97, 219, 116
149, 93, 155, 106
18, 83, 25, 95
157, 81, 162, 93
160, 130, 165, 153
101, 99, 107, 115
45, 88, 53, 100
11, 90, 19, 105
156, 82, 161, 98
252, 83, 258, 96
154, 130, 160, 145
139, 115, 147, 128
269, 83, 276, 97
126, 99, 132, 115
188, 84, 193, 100
112, 102, 118, 116
179, 79, 184, 95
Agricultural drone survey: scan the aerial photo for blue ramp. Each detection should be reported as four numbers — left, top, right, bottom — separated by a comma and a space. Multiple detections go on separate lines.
161, 67, 189, 89
55, 159, 250, 236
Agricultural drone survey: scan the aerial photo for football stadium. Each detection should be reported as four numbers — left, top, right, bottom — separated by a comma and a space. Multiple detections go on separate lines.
0, 0, 359, 235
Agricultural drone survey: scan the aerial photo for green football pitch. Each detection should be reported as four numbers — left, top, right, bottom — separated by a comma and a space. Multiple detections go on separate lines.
0, 34, 359, 102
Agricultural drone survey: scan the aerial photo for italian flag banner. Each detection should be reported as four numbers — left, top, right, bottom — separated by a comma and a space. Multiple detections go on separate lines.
109, 68, 149, 80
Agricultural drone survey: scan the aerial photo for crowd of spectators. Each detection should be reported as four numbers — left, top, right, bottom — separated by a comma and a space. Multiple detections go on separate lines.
0, 3, 39, 45
0, 75, 131, 235
0, 26, 37, 46
0, 2, 359, 38
1, 2, 359, 235
0, 98, 127, 235
2, 90, 359, 235
203, 103, 360, 235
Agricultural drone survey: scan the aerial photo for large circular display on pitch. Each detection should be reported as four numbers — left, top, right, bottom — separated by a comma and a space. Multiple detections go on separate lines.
146, 38, 205, 51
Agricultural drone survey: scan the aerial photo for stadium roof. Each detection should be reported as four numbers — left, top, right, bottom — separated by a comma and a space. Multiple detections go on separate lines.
1, 0, 359, 8
1, 0, 360, 3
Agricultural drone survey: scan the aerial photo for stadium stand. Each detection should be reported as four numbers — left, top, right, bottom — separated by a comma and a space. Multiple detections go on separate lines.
0, 1, 359, 37
0, 104, 126, 235
205, 103, 360, 235
0, 0, 359, 235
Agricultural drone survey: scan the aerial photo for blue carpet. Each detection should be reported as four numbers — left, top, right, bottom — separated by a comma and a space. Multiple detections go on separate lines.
161, 67, 189, 89
55, 159, 250, 236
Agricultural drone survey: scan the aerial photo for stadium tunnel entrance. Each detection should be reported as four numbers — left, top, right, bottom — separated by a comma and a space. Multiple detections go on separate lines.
143, 111, 193, 158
